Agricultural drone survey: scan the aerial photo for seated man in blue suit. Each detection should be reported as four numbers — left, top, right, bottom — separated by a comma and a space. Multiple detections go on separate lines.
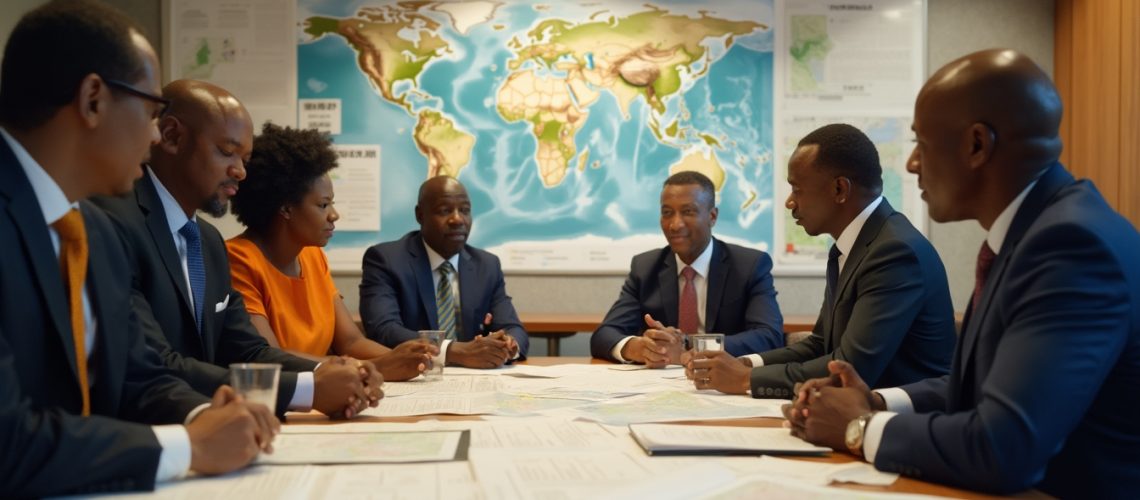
360, 176, 529, 368
788, 49, 1140, 498
689, 124, 956, 398
591, 171, 784, 366
0, 1, 274, 495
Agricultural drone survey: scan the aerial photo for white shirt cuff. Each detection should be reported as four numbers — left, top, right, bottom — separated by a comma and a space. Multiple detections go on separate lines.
874, 388, 914, 413
439, 339, 453, 366
153, 424, 192, 482
611, 336, 634, 363
288, 371, 315, 411
863, 411, 897, 463
184, 402, 210, 425
743, 354, 765, 367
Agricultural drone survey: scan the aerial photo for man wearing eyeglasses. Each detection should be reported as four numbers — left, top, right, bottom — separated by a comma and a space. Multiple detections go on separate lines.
0, 1, 276, 496
92, 79, 383, 420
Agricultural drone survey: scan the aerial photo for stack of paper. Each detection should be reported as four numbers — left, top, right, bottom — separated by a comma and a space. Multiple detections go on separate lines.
628, 424, 829, 456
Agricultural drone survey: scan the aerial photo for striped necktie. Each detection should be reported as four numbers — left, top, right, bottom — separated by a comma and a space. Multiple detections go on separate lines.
436, 260, 458, 340
53, 209, 91, 416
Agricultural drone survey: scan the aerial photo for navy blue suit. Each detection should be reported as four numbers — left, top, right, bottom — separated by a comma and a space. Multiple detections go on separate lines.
0, 141, 208, 496
875, 164, 1140, 498
359, 231, 529, 357
591, 239, 784, 360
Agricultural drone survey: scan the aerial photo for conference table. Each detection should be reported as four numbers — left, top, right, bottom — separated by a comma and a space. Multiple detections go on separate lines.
290, 356, 1043, 499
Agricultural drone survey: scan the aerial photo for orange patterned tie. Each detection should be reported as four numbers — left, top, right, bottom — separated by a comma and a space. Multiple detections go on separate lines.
53, 209, 90, 416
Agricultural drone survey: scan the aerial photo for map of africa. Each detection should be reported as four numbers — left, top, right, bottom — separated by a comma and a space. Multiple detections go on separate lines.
297, 0, 777, 271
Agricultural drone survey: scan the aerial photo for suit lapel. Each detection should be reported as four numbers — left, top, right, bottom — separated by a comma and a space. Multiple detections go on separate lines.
0, 147, 78, 383
198, 219, 221, 361
409, 234, 439, 329
81, 204, 119, 412
138, 175, 194, 318
956, 163, 1073, 389
459, 247, 477, 340
658, 251, 679, 328
704, 240, 727, 332
829, 200, 894, 347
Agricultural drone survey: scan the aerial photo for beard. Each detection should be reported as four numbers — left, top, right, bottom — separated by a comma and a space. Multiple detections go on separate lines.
202, 194, 228, 218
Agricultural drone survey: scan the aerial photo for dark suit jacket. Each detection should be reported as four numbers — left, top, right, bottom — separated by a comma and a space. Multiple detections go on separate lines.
590, 239, 784, 360
0, 143, 208, 496
876, 164, 1140, 497
360, 231, 529, 357
92, 173, 317, 413
749, 200, 955, 398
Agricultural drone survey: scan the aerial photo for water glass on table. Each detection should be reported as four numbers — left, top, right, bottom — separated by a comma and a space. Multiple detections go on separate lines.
229, 363, 281, 410
418, 330, 445, 381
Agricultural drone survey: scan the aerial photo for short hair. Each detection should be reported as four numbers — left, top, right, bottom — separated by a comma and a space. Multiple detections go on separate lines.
663, 171, 716, 209
797, 123, 883, 191
0, 0, 147, 130
231, 123, 338, 233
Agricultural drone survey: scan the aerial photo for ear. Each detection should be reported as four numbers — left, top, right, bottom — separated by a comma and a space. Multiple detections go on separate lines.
708, 206, 718, 228
76, 74, 106, 129
414, 205, 423, 225
157, 116, 182, 155
279, 205, 292, 220
966, 122, 996, 170
834, 176, 853, 204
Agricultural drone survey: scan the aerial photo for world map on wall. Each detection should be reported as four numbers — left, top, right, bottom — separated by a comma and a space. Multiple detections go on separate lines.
297, 0, 777, 271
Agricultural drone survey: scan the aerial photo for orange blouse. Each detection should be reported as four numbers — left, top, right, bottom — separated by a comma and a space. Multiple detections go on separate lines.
226, 236, 338, 356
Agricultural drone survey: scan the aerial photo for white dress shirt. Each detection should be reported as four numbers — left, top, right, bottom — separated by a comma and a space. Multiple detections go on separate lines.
612, 240, 714, 363
424, 242, 461, 366
2, 129, 192, 483
148, 168, 315, 411
862, 182, 1037, 463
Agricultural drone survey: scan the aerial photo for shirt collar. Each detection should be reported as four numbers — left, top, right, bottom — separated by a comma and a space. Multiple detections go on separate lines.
986, 179, 1038, 255
146, 166, 195, 236
835, 196, 883, 258
423, 239, 460, 273
1, 127, 75, 225
675, 238, 715, 278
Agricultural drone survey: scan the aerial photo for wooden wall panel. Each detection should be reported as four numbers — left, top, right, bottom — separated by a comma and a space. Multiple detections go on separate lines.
1056, 0, 1139, 228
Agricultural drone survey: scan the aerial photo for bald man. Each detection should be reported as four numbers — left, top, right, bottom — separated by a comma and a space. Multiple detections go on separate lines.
785, 50, 1140, 497
92, 80, 382, 419
360, 176, 529, 368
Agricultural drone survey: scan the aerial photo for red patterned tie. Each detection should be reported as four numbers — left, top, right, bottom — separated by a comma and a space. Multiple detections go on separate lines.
972, 242, 996, 310
679, 266, 699, 334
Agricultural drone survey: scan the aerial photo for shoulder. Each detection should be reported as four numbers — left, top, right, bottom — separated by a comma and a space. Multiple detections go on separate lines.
225, 237, 262, 268
463, 244, 503, 269
365, 231, 417, 259
716, 240, 771, 270
89, 191, 142, 229
869, 213, 939, 262
630, 246, 670, 271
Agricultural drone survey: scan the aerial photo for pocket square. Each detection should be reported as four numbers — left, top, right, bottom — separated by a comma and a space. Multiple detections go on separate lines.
214, 294, 229, 313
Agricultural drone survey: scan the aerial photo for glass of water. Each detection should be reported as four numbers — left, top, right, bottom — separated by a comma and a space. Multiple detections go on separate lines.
691, 333, 726, 353
418, 330, 445, 381
229, 363, 281, 410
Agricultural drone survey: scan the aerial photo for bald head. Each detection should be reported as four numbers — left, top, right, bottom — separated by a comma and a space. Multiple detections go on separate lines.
416, 176, 471, 258
918, 49, 1063, 168
150, 79, 253, 218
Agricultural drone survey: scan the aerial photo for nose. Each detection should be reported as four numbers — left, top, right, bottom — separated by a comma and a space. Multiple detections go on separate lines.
666, 213, 684, 231
785, 194, 795, 210
906, 147, 920, 175
231, 158, 247, 181
149, 120, 161, 146
329, 205, 340, 222
446, 210, 463, 226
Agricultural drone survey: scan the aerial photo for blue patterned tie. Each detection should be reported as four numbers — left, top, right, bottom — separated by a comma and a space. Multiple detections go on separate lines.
436, 261, 458, 340
179, 220, 206, 334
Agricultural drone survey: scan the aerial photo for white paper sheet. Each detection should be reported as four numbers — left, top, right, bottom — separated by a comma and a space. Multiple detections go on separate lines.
629, 424, 830, 455
256, 431, 463, 464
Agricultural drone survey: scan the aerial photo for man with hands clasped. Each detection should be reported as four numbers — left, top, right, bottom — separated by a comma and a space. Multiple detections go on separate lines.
784, 50, 1140, 498
591, 171, 784, 366
360, 176, 529, 368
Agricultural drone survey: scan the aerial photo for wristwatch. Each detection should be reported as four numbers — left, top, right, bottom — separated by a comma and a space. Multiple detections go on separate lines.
845, 412, 875, 458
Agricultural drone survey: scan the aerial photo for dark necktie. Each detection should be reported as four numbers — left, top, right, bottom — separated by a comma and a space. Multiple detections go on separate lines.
54, 209, 90, 416
972, 242, 997, 310
679, 266, 699, 334
179, 220, 206, 334
436, 261, 458, 340
824, 244, 841, 310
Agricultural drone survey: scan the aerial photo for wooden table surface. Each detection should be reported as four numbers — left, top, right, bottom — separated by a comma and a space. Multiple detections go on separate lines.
290, 356, 1042, 499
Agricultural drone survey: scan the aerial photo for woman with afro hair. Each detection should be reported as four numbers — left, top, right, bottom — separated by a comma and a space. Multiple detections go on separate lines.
227, 123, 435, 381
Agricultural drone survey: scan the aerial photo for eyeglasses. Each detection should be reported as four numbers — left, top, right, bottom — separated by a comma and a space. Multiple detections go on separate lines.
103, 78, 170, 119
